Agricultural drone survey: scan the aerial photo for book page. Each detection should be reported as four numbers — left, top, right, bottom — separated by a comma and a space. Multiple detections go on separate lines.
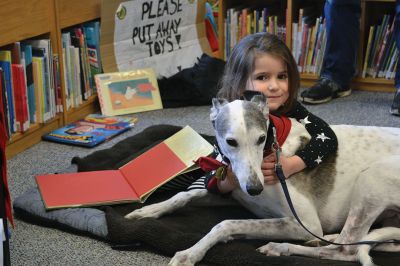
119, 126, 214, 200
164, 126, 214, 167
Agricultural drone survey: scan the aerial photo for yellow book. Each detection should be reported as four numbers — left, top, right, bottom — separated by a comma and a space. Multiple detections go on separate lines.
253, 10, 257, 33
32, 57, 45, 123
362, 26, 374, 78
247, 13, 252, 35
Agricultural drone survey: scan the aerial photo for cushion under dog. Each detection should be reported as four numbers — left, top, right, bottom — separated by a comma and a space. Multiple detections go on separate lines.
14, 124, 400, 265
13, 164, 108, 239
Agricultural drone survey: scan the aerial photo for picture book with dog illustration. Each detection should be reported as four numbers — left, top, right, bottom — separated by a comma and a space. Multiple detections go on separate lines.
41, 114, 138, 147
36, 126, 214, 210
95, 68, 163, 116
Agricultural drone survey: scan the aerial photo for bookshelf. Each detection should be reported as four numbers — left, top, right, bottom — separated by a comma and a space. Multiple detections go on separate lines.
54, 0, 101, 124
1, 0, 101, 158
217, 0, 397, 93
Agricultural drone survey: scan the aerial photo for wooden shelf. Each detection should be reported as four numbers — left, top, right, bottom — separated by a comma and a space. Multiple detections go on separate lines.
0, 0, 52, 47
64, 96, 100, 124
56, 0, 101, 28
300, 73, 396, 92
6, 115, 63, 158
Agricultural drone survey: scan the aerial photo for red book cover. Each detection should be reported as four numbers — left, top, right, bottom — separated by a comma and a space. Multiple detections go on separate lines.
36, 170, 139, 208
11, 64, 29, 132
120, 142, 187, 198
36, 126, 213, 210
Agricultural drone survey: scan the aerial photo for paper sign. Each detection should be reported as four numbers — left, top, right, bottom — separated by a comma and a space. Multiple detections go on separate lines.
100, 0, 212, 77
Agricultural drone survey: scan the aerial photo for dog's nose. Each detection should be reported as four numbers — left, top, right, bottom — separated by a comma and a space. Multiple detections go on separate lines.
246, 184, 263, 196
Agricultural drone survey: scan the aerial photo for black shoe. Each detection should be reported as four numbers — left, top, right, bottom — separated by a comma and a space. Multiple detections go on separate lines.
300, 78, 352, 104
390, 90, 400, 116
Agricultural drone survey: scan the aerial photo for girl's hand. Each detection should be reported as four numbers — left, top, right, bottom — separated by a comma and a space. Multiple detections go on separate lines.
261, 154, 306, 185
216, 165, 239, 193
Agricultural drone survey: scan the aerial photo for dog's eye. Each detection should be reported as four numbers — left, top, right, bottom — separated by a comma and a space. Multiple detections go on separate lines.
257, 135, 266, 145
226, 138, 238, 147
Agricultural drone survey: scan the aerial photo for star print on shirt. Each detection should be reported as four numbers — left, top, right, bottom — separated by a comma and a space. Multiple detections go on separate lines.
314, 156, 323, 164
300, 116, 311, 126
316, 133, 331, 142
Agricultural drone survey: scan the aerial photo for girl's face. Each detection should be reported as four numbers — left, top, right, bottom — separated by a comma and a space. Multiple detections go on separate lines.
247, 52, 289, 111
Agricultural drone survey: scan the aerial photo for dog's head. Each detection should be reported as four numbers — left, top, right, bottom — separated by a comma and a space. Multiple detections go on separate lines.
211, 94, 269, 196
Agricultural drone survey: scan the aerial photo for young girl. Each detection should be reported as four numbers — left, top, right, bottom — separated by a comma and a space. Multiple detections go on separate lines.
205, 32, 338, 193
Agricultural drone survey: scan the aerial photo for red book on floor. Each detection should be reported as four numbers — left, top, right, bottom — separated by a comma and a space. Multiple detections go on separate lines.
35, 126, 213, 210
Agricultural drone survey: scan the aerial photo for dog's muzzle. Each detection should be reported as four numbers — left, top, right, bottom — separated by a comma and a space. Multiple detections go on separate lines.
246, 177, 264, 196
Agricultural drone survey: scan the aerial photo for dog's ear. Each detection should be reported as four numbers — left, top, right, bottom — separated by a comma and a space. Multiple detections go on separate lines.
250, 94, 269, 117
210, 98, 228, 123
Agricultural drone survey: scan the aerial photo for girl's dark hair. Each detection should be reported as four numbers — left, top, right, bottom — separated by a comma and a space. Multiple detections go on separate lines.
217, 32, 300, 114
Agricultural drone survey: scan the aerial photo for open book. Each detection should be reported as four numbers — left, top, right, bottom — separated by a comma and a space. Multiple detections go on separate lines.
36, 126, 214, 210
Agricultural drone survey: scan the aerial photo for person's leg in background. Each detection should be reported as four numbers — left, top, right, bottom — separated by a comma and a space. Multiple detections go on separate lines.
301, 0, 361, 104
391, 0, 400, 116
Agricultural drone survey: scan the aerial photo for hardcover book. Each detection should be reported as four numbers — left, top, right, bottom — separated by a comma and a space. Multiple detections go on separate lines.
11, 64, 30, 132
42, 114, 137, 147
95, 68, 163, 116
36, 126, 214, 210
0, 50, 16, 133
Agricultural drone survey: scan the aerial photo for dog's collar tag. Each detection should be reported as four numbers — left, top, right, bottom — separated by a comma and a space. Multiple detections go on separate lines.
215, 166, 227, 180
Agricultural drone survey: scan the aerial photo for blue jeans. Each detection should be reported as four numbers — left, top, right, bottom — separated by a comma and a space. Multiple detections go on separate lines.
320, 0, 361, 89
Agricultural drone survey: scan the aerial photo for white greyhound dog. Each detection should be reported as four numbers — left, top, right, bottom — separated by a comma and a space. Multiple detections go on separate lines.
125, 95, 400, 266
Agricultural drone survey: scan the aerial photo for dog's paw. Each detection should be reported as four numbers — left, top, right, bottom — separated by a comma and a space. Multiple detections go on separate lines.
257, 242, 290, 256
124, 203, 166, 219
168, 250, 198, 266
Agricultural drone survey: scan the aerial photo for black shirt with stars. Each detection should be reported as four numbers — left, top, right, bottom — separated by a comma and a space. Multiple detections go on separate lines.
286, 101, 338, 168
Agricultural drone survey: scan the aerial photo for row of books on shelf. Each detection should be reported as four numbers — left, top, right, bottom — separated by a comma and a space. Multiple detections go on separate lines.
224, 6, 399, 80
0, 20, 103, 140
62, 20, 103, 110
0, 39, 62, 138
362, 14, 398, 79
292, 14, 327, 75
224, 6, 286, 59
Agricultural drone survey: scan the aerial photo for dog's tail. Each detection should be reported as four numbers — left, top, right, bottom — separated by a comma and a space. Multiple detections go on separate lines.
357, 227, 400, 266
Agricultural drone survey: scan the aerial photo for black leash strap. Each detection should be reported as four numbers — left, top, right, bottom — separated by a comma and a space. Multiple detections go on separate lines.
271, 127, 399, 246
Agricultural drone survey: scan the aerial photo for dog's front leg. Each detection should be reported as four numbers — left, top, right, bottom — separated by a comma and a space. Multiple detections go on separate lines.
125, 189, 208, 219
168, 217, 313, 266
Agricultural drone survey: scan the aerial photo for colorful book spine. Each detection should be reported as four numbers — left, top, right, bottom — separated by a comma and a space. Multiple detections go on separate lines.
0, 68, 11, 138
32, 57, 45, 123
0, 51, 16, 133
11, 64, 29, 132
21, 44, 36, 123
362, 26, 374, 78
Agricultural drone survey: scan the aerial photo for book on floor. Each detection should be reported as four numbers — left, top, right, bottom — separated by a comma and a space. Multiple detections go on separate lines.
95, 68, 163, 116
36, 126, 214, 210
42, 114, 138, 147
